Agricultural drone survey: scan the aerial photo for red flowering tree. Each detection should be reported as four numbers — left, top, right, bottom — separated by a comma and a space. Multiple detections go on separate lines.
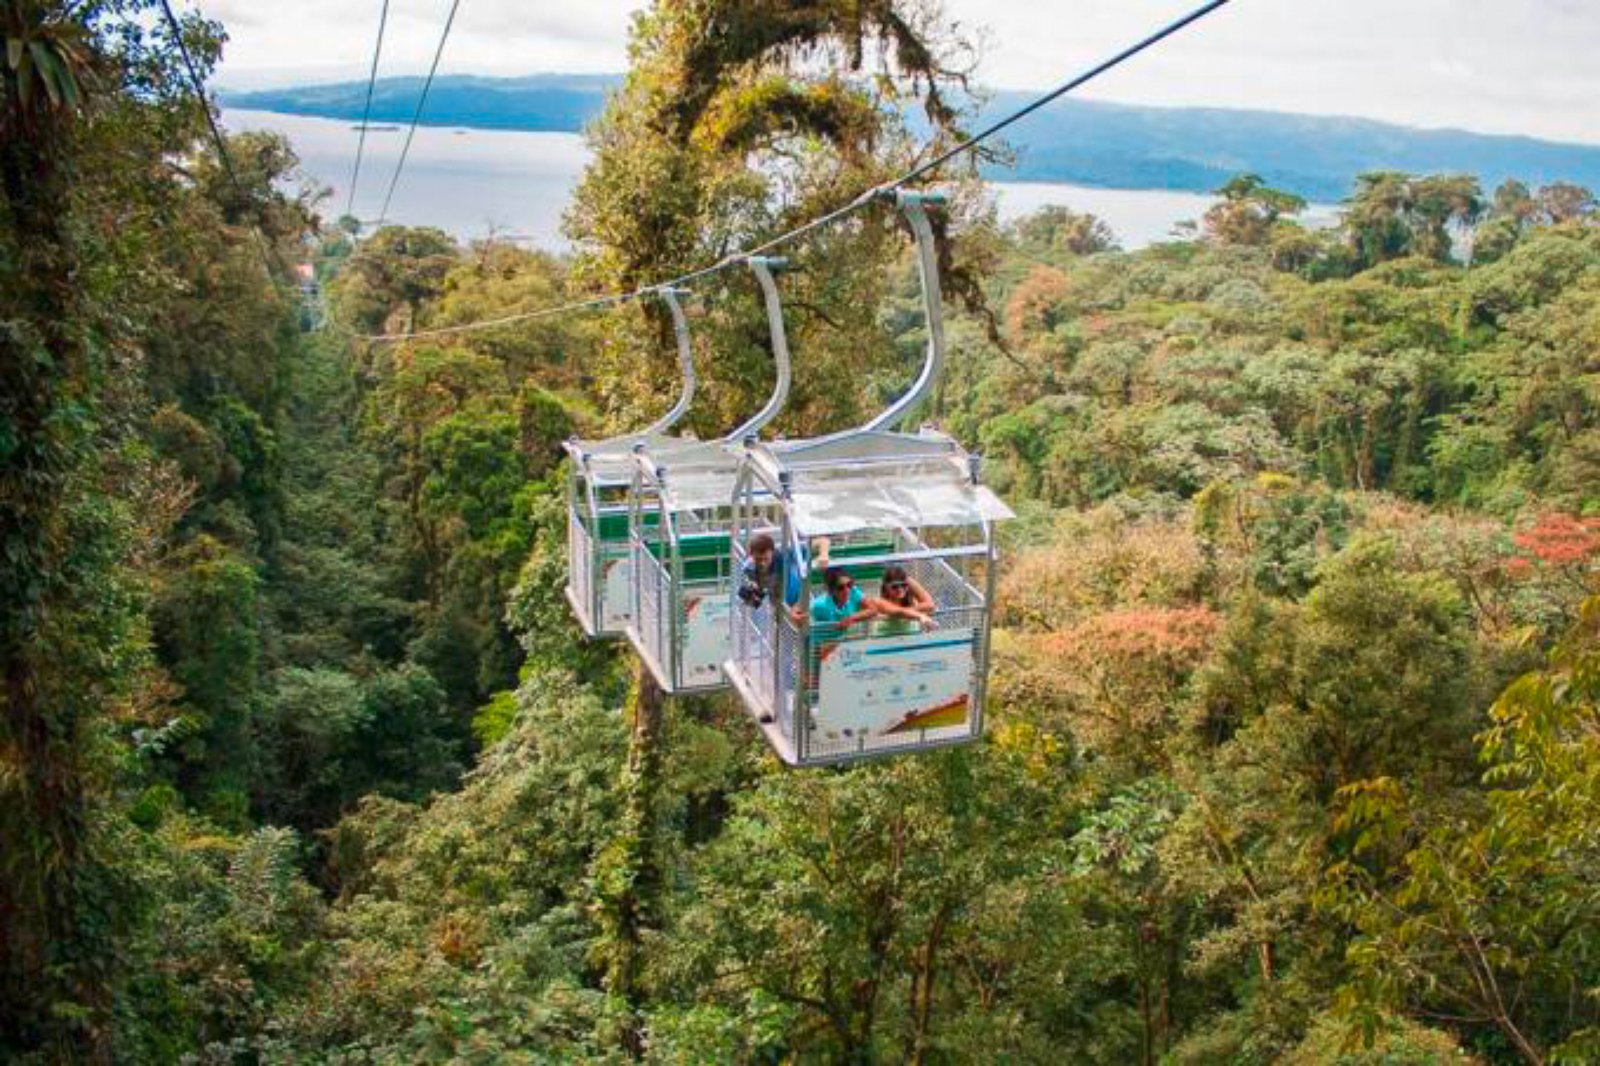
1504, 513, 1600, 629
1512, 511, 1600, 568
1042, 605, 1223, 769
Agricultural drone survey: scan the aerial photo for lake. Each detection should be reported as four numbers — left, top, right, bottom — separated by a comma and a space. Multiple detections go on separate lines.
224, 109, 1276, 250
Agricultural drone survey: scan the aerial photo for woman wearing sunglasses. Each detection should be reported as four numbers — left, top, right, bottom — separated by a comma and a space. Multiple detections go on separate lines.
808, 567, 879, 640
869, 564, 938, 635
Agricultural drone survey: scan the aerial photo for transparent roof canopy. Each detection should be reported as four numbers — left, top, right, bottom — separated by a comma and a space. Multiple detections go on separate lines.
755, 429, 1014, 537
565, 432, 706, 485
637, 440, 745, 513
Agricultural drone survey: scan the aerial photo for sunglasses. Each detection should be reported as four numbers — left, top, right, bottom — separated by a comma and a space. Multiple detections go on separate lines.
884, 581, 908, 591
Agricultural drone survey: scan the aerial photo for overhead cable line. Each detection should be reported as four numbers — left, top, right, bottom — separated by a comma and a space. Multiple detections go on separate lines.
376, 0, 464, 226
346, 0, 393, 220
359, 0, 1232, 343
157, 0, 286, 282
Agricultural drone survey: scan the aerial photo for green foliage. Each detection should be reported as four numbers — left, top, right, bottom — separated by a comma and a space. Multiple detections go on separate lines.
658, 744, 1109, 1062
959, 204, 1598, 516
115, 816, 326, 1061
1326, 598, 1600, 1065
274, 665, 626, 1059
1010, 204, 1119, 256
1194, 475, 1351, 597
1282, 1011, 1479, 1064
330, 225, 458, 334
252, 664, 466, 828
1341, 172, 1484, 268
421, 406, 530, 539
471, 688, 520, 748
7, 1, 1600, 1061
152, 534, 262, 818
1205, 173, 1307, 247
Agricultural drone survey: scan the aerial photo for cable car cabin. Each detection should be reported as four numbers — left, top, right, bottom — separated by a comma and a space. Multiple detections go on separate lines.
626, 440, 778, 693
564, 271, 790, 642
724, 430, 1014, 767
564, 432, 705, 639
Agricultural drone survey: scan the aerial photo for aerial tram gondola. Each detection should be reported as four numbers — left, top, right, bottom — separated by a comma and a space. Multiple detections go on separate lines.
721, 190, 1015, 767
569, 189, 1013, 768
563, 287, 703, 638
565, 267, 792, 641
626, 257, 794, 693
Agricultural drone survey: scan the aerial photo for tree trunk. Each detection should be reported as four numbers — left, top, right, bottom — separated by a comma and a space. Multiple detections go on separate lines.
594, 661, 666, 1058
905, 900, 952, 1066
846, 814, 905, 1063
1139, 977, 1154, 1066
0, 14, 108, 1059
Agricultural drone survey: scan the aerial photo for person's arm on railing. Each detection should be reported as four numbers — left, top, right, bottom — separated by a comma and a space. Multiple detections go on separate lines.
864, 596, 933, 628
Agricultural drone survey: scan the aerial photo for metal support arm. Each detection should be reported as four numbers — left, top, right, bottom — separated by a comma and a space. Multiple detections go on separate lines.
864, 190, 947, 432
725, 256, 793, 443
642, 286, 696, 435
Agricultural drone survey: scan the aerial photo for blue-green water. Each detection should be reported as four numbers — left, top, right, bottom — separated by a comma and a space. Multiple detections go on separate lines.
227, 109, 1329, 249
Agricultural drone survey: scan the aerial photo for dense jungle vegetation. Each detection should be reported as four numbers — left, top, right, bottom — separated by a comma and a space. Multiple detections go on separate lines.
2, 2, 1596, 1063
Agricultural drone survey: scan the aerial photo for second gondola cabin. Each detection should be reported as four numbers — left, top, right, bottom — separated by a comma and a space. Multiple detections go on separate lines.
564, 432, 700, 639
626, 439, 773, 693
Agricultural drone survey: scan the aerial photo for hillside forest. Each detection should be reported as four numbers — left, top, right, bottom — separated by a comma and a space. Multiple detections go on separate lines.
1, 2, 1597, 1063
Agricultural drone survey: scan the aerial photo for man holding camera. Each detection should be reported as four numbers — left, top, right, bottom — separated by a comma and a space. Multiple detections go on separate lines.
737, 533, 830, 625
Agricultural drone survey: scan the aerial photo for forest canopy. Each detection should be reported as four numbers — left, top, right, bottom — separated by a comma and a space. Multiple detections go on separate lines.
1, 1, 1596, 1063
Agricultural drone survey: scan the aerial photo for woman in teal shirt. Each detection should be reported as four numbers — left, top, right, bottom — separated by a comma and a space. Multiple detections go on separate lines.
809, 567, 878, 639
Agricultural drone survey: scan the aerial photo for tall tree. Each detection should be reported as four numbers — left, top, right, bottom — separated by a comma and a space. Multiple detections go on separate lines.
1328, 596, 1600, 1064
565, 0, 980, 436
564, 0, 980, 1048
0, 2, 113, 1054
1204, 173, 1306, 247
1341, 171, 1482, 268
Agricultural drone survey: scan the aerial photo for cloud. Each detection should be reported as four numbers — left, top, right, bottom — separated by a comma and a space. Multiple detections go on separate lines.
210, 0, 636, 82
940, 0, 1600, 143
211, 0, 1600, 144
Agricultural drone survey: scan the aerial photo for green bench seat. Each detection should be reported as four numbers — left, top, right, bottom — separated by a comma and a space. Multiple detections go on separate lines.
805, 535, 899, 591
593, 508, 657, 542
591, 518, 903, 592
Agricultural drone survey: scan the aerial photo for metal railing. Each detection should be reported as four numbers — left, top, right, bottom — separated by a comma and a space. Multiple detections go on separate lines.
730, 538, 783, 725
632, 532, 671, 683
567, 504, 596, 632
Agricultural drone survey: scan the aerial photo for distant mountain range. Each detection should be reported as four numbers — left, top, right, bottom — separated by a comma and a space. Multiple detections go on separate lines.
226, 74, 616, 137
222, 74, 1600, 202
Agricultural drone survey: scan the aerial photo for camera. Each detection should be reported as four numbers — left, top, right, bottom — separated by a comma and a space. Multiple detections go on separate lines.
737, 579, 768, 608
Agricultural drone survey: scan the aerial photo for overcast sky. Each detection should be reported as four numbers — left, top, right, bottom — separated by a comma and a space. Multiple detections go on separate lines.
206, 0, 1600, 145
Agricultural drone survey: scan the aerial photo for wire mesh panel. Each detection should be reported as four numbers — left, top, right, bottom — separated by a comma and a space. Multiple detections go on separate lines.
773, 607, 803, 747
631, 533, 739, 693
629, 459, 747, 691
593, 503, 635, 634
729, 539, 781, 722
631, 533, 671, 686
565, 466, 634, 639
674, 519, 737, 691
566, 504, 597, 634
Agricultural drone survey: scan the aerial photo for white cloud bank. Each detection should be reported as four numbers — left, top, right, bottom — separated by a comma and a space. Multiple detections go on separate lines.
207, 0, 1600, 144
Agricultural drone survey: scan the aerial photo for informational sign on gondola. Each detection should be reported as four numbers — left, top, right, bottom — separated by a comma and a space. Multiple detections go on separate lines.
680, 587, 732, 686
815, 628, 975, 742
600, 551, 633, 631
